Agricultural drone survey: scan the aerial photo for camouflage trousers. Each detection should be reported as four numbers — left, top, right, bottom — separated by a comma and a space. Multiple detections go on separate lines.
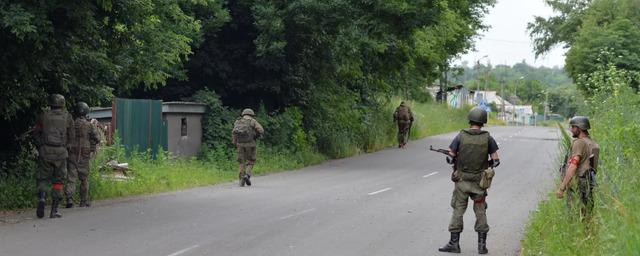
237, 145, 256, 178
448, 180, 489, 233
397, 121, 411, 145
66, 160, 91, 203
37, 157, 67, 199
566, 174, 594, 216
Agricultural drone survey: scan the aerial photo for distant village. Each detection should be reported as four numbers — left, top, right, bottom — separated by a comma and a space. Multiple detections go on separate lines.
429, 85, 563, 126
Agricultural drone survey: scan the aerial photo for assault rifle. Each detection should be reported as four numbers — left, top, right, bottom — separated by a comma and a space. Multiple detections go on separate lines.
429, 145, 458, 181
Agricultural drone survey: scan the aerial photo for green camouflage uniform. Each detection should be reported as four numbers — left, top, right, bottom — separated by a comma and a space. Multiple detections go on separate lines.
34, 109, 75, 205
448, 129, 490, 233
566, 136, 599, 214
232, 114, 264, 185
66, 117, 100, 206
393, 103, 413, 147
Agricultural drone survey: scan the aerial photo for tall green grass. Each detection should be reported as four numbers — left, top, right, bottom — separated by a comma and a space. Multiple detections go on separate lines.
522, 65, 640, 255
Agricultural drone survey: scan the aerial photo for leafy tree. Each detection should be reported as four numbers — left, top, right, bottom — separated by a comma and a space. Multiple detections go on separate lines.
528, 0, 640, 94
0, 0, 229, 121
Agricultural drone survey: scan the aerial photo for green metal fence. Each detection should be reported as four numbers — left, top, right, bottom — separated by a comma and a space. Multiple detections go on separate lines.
115, 98, 167, 157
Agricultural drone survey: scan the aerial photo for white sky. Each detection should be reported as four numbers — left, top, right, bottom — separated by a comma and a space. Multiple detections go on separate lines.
456, 0, 567, 68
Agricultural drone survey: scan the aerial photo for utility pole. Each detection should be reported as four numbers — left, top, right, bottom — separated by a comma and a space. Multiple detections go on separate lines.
500, 79, 505, 122
474, 55, 488, 105
544, 91, 549, 121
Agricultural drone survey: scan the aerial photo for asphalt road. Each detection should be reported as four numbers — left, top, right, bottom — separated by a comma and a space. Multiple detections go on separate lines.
0, 126, 560, 256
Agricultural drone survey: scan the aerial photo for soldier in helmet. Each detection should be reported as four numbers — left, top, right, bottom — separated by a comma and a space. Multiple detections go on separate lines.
393, 101, 414, 148
33, 94, 75, 218
65, 102, 101, 208
557, 116, 599, 217
438, 107, 500, 254
232, 108, 264, 187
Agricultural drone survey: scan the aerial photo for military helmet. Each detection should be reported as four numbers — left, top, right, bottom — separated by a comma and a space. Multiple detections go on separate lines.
76, 102, 90, 116
468, 107, 488, 124
569, 116, 590, 130
48, 94, 65, 108
241, 108, 255, 116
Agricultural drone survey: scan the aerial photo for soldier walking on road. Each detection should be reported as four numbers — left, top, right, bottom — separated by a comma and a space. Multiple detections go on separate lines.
65, 102, 100, 208
33, 94, 75, 218
232, 108, 264, 187
556, 116, 599, 218
438, 107, 500, 254
393, 101, 413, 148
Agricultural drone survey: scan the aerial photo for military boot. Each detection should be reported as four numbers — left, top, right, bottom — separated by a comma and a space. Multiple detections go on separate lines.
478, 232, 488, 254
438, 232, 461, 253
244, 174, 252, 186
65, 197, 74, 208
79, 189, 90, 207
50, 196, 62, 218
36, 192, 46, 219
239, 173, 246, 187
244, 165, 253, 186
79, 200, 91, 207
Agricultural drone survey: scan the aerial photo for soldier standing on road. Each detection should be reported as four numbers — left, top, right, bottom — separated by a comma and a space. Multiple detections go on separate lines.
438, 107, 500, 254
33, 94, 75, 218
232, 108, 264, 187
393, 101, 414, 148
65, 102, 101, 208
556, 116, 599, 217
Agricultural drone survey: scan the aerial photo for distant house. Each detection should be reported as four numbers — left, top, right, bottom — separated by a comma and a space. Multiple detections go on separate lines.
88, 100, 206, 158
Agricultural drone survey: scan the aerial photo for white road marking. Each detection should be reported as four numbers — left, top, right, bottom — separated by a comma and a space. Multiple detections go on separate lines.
368, 187, 392, 195
423, 172, 438, 178
167, 245, 199, 256
279, 208, 316, 220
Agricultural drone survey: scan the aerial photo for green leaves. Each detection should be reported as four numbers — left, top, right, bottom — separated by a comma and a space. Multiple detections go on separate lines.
0, 3, 37, 41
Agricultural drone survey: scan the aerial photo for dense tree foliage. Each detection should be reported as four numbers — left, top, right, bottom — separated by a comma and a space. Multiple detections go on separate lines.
528, 0, 640, 94
0, 0, 495, 163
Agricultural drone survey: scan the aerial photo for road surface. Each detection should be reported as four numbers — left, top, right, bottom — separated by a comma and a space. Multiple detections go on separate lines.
0, 126, 560, 256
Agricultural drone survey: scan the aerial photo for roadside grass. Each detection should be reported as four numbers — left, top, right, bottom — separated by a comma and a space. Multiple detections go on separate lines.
522, 125, 599, 255
88, 99, 472, 202
522, 71, 640, 255
1, 100, 493, 210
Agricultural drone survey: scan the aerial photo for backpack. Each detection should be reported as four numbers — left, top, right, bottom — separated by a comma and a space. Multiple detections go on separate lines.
233, 118, 256, 143
396, 106, 410, 121
42, 110, 68, 146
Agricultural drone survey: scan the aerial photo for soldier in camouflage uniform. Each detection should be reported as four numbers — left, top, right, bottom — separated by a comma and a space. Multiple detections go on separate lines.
65, 102, 100, 208
33, 94, 75, 218
557, 116, 599, 217
232, 108, 264, 187
439, 107, 500, 254
393, 101, 414, 148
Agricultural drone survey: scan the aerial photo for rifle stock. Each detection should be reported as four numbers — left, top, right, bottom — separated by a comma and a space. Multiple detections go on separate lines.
429, 145, 458, 181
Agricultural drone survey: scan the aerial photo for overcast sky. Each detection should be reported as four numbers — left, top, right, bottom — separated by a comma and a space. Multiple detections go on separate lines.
456, 0, 567, 68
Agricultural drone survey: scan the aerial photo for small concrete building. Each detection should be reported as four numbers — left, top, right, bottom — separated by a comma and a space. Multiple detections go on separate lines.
88, 101, 206, 157
162, 102, 206, 157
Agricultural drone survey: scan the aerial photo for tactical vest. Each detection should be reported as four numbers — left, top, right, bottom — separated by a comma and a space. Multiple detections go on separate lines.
457, 129, 489, 180
42, 110, 68, 147
70, 118, 92, 155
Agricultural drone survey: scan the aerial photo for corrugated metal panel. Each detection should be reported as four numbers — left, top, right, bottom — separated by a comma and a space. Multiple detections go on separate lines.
115, 98, 167, 157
